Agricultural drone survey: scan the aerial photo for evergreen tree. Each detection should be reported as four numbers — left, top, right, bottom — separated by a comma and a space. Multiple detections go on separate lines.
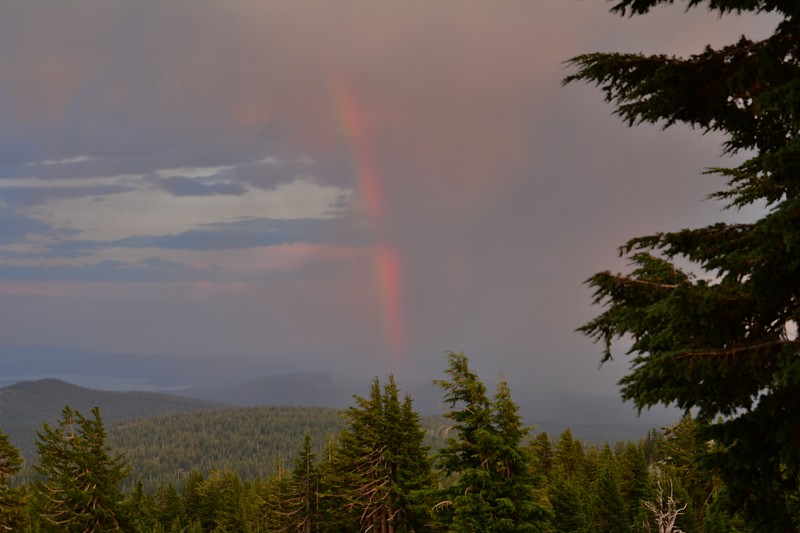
152, 482, 184, 530
396, 393, 436, 528
184, 518, 203, 533
527, 432, 553, 486
240, 481, 263, 533
432, 352, 550, 532
34, 405, 129, 533
548, 469, 590, 533
618, 441, 650, 531
490, 378, 552, 532
121, 481, 156, 532
660, 416, 714, 530
590, 445, 629, 533
259, 470, 291, 531
552, 429, 586, 482
315, 436, 350, 532
0, 427, 25, 531
567, 1, 800, 530
336, 378, 387, 530
702, 485, 752, 533
642, 428, 664, 465
290, 433, 320, 533
263, 432, 320, 532
432, 352, 500, 531
180, 470, 205, 528
335, 375, 432, 532
195, 470, 246, 532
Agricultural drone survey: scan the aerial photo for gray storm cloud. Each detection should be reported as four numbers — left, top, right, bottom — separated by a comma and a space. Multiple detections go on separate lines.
0, 1, 779, 397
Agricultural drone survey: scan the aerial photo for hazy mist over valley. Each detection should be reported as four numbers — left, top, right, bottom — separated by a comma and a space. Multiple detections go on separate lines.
0, 343, 679, 442
0, 3, 776, 436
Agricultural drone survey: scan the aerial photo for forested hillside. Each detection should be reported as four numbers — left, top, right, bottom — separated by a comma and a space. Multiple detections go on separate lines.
0, 377, 660, 493
0, 379, 222, 459
0, 353, 753, 532
107, 405, 347, 490
113, 405, 453, 491
1, 380, 450, 491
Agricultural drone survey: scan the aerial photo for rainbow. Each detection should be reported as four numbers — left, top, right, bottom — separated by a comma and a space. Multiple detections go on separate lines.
332, 79, 408, 359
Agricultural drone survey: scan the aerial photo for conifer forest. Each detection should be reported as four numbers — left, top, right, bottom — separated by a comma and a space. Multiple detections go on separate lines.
1, 0, 798, 531
0, 352, 759, 532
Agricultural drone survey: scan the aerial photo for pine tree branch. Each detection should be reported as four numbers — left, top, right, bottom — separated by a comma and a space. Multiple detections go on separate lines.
678, 339, 798, 359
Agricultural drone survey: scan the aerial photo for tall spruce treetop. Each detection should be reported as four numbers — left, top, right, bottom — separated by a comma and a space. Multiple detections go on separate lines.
0, 428, 24, 532
336, 375, 431, 532
434, 352, 550, 532
567, 1, 800, 530
35, 405, 130, 533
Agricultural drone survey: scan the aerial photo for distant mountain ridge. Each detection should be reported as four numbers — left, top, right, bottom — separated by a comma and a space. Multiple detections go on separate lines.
0, 345, 680, 490
181, 373, 679, 443
0, 377, 679, 491
0, 342, 682, 447
0, 344, 309, 390
0, 378, 224, 459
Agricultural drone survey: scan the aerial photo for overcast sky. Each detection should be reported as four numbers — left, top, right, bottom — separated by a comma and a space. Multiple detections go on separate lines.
0, 1, 778, 396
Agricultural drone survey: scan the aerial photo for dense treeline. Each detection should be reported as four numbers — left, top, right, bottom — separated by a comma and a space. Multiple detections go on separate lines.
111, 405, 446, 492
0, 353, 752, 532
108, 405, 347, 491
0, 378, 221, 462
12, 395, 448, 493
8, 398, 350, 491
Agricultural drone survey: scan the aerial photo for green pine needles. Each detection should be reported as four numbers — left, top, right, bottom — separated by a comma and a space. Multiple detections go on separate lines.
0, 355, 771, 531
432, 352, 551, 532
0, 428, 25, 531
567, 1, 800, 531
34, 406, 130, 533
334, 375, 434, 532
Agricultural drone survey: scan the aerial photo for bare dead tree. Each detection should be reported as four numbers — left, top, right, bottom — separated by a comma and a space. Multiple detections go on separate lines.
643, 479, 688, 533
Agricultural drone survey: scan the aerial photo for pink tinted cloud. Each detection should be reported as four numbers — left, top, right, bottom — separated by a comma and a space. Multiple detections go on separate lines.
0, 1, 780, 374
1, 1, 774, 171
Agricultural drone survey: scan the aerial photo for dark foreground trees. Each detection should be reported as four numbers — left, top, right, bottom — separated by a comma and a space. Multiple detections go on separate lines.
332, 375, 433, 532
0, 428, 25, 531
4, 357, 764, 531
567, 1, 800, 530
432, 352, 551, 532
255, 375, 434, 532
34, 405, 130, 532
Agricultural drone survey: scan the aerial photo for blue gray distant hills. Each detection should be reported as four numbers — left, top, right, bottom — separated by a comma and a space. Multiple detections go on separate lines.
0, 344, 303, 391
0, 344, 680, 444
